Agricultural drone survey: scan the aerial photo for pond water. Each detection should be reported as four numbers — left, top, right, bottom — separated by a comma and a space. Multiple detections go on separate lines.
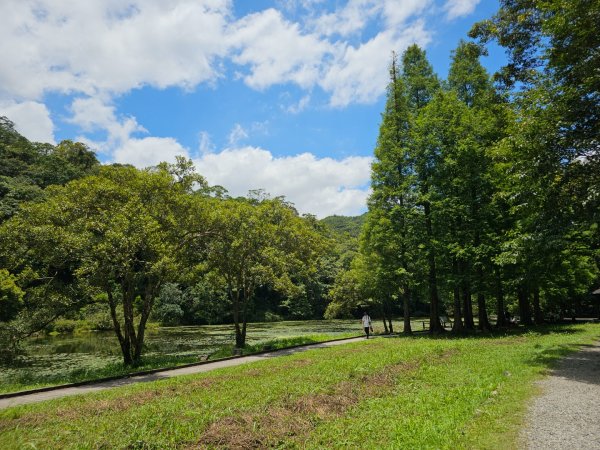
26, 319, 362, 359
0, 320, 362, 393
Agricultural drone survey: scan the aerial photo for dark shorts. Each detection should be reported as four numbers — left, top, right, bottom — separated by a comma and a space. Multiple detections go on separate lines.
364, 327, 370, 336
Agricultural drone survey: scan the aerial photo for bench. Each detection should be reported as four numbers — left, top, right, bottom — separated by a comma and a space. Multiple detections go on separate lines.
421, 316, 453, 330
440, 315, 453, 328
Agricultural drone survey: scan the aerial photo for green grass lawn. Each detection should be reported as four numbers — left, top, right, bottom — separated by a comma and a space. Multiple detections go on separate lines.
1, 323, 598, 449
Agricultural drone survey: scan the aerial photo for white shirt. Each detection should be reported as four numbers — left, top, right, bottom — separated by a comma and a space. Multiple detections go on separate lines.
362, 315, 371, 327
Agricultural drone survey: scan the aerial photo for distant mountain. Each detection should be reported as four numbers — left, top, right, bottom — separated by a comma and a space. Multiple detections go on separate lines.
320, 213, 366, 238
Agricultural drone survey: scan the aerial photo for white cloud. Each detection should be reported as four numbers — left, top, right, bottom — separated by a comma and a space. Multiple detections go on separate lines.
228, 123, 249, 146
0, 0, 441, 112
113, 137, 190, 168
444, 0, 480, 20
228, 8, 333, 90
194, 146, 371, 217
228, 3, 432, 107
321, 22, 431, 107
68, 97, 145, 156
312, 0, 430, 36
198, 131, 215, 154
0, 101, 55, 143
312, 0, 379, 37
285, 94, 311, 114
0, 0, 231, 100
67, 97, 187, 168
382, 0, 432, 27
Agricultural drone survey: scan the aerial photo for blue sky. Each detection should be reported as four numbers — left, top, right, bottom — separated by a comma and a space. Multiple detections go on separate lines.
0, 0, 504, 217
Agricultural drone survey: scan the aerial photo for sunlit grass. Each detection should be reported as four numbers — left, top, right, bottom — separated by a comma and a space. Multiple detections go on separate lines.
1, 323, 598, 449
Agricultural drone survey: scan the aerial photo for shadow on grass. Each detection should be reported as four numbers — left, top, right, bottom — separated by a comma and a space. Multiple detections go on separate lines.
388, 323, 590, 340
529, 343, 600, 386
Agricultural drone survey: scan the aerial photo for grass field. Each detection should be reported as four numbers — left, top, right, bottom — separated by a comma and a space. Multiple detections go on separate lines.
1, 323, 598, 449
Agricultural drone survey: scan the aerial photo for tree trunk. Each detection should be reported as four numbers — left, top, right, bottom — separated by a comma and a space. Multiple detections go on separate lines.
231, 287, 245, 348
518, 284, 532, 325
452, 258, 463, 333
107, 287, 132, 365
121, 278, 138, 365
403, 290, 412, 334
461, 273, 475, 330
494, 268, 508, 328
379, 304, 388, 334
477, 293, 492, 331
533, 286, 544, 324
133, 282, 158, 362
452, 284, 464, 333
476, 266, 492, 331
383, 301, 394, 334
236, 287, 250, 348
424, 199, 443, 334
382, 317, 389, 334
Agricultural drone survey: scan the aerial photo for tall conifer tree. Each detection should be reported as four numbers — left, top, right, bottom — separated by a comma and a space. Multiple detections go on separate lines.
402, 45, 444, 333
366, 52, 416, 334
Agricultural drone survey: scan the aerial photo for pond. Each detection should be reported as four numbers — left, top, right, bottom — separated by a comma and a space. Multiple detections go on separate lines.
0, 319, 363, 393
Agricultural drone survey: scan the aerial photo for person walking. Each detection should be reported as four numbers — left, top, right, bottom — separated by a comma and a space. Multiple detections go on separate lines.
361, 312, 373, 339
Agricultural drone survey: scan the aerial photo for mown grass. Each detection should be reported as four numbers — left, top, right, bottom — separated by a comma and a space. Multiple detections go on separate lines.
0, 323, 598, 449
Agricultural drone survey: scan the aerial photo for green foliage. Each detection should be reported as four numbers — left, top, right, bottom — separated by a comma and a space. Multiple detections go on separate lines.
152, 283, 185, 326
0, 117, 99, 223
187, 195, 328, 347
0, 269, 24, 322
471, 0, 600, 299
320, 214, 366, 238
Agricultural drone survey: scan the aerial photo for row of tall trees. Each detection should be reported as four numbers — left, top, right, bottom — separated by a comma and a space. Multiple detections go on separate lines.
327, 0, 598, 332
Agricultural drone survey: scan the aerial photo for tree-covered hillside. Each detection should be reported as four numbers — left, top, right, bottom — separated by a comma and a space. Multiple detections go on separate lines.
320, 213, 367, 239
0, 117, 99, 223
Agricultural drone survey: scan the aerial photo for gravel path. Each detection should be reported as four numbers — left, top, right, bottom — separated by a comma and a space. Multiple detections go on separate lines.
522, 341, 600, 449
0, 336, 365, 410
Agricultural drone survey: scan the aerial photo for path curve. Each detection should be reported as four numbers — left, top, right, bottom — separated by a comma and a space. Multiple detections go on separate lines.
522, 341, 600, 449
0, 336, 366, 410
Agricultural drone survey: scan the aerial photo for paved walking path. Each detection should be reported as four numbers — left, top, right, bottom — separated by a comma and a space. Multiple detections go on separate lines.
522, 341, 600, 449
0, 336, 365, 410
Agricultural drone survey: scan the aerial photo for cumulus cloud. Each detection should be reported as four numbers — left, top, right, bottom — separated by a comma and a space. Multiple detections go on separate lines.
444, 0, 480, 20
194, 146, 371, 217
311, 0, 379, 37
229, 8, 333, 90
67, 96, 188, 168
0, 0, 231, 100
1, 0, 442, 111
229, 1, 433, 105
68, 97, 145, 156
113, 137, 190, 168
0, 101, 55, 143
320, 22, 431, 107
